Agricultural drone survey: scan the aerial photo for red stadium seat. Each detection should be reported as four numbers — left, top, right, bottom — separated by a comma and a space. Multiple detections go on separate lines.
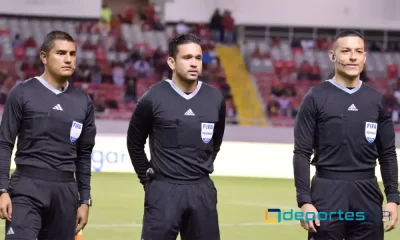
387, 64, 398, 79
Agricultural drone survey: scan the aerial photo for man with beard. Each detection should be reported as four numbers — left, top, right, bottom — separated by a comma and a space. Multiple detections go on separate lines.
127, 33, 226, 240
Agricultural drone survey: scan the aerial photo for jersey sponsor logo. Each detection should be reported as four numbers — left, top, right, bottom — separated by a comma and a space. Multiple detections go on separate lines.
70, 121, 83, 143
53, 103, 63, 111
348, 104, 358, 111
6, 226, 14, 235
184, 108, 195, 116
201, 123, 214, 143
365, 122, 377, 143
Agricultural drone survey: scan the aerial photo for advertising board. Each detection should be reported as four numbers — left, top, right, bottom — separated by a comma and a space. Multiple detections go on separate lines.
9, 134, 400, 182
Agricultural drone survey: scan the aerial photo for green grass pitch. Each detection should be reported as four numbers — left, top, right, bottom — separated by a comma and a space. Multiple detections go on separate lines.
0, 172, 398, 239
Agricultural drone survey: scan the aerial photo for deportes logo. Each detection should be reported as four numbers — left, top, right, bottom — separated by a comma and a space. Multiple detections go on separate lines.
265, 208, 390, 223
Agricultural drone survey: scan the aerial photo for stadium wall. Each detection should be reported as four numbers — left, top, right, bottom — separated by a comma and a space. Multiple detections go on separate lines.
165, 0, 400, 29
0, 0, 101, 19
8, 120, 400, 182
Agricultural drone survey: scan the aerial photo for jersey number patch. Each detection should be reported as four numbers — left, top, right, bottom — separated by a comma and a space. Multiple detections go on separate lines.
70, 121, 83, 143
201, 123, 214, 144
365, 122, 377, 143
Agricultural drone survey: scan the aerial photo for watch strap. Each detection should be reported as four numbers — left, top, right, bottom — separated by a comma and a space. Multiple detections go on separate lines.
80, 199, 92, 207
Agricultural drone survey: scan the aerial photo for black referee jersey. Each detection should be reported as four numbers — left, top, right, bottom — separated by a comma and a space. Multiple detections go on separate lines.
0, 77, 96, 200
127, 79, 226, 185
293, 79, 399, 207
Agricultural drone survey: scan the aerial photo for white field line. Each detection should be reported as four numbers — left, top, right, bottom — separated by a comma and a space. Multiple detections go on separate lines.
0, 202, 300, 228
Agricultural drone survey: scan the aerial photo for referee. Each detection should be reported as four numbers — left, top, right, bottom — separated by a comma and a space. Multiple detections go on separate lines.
293, 30, 399, 240
0, 31, 95, 239
127, 34, 226, 240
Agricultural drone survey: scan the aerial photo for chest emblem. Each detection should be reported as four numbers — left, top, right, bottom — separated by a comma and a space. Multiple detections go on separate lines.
365, 122, 377, 143
70, 121, 83, 143
201, 123, 214, 144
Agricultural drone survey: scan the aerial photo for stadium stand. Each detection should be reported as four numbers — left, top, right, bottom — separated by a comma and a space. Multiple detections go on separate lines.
240, 26, 400, 130
2, 1, 400, 129
0, 2, 239, 124
1, 1, 400, 240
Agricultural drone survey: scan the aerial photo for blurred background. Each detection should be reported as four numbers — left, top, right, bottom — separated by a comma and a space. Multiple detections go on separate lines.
0, 0, 400, 239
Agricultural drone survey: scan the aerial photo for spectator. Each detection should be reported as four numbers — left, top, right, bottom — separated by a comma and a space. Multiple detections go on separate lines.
115, 38, 127, 52
369, 41, 381, 52
24, 37, 37, 48
152, 48, 168, 81
134, 58, 150, 78
0, 76, 14, 104
109, 15, 121, 34
393, 81, 400, 105
271, 79, 286, 97
290, 93, 304, 117
101, 4, 113, 23
125, 59, 136, 78
176, 20, 190, 35
278, 68, 296, 83
123, 5, 136, 24
12, 34, 24, 48
194, 23, 210, 40
222, 10, 235, 44
20, 61, 40, 79
144, 3, 156, 25
219, 80, 231, 98
300, 39, 315, 50
80, 83, 94, 100
297, 61, 312, 80
277, 94, 292, 117
0, 68, 8, 83
95, 46, 107, 66
129, 48, 141, 62
82, 39, 95, 50
93, 93, 107, 113
124, 77, 137, 103
225, 97, 238, 124
291, 38, 302, 49
209, 9, 222, 42
112, 63, 125, 86
309, 65, 321, 81
90, 66, 102, 84
153, 14, 165, 31
0, 11, 234, 123
76, 60, 91, 82
266, 95, 280, 117
383, 89, 400, 123
97, 19, 110, 36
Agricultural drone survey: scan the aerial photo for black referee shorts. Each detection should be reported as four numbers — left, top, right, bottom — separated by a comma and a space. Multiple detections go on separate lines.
5, 165, 79, 240
308, 169, 384, 240
141, 175, 220, 240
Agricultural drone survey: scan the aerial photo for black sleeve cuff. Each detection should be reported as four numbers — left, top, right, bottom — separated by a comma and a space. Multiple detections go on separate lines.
297, 194, 312, 208
386, 193, 400, 204
79, 190, 91, 200
0, 180, 8, 190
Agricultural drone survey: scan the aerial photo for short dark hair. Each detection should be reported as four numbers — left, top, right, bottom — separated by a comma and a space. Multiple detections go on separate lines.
334, 29, 364, 42
168, 33, 201, 59
40, 30, 75, 54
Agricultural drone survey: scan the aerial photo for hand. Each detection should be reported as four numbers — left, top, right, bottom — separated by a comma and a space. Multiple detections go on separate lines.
0, 193, 12, 221
384, 202, 398, 232
75, 204, 89, 234
299, 203, 320, 232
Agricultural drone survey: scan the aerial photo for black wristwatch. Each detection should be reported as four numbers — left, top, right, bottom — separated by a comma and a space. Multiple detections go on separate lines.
0, 189, 7, 196
80, 199, 92, 207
